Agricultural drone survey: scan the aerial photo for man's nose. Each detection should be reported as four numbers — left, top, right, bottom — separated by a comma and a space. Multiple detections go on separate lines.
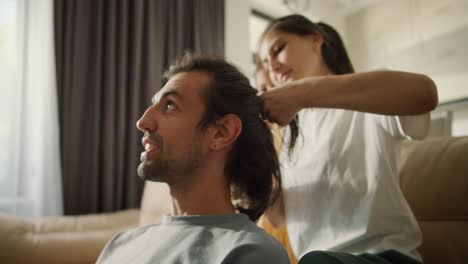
136, 107, 158, 133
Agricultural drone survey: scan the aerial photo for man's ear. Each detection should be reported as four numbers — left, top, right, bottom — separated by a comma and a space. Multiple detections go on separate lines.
209, 114, 242, 151
310, 30, 324, 52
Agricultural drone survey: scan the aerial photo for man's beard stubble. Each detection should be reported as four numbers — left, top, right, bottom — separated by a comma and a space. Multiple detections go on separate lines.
137, 132, 203, 185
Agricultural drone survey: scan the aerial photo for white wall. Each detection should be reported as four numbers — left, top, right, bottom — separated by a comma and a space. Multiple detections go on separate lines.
225, 0, 251, 75
346, 0, 468, 103
322, 15, 349, 55
453, 108, 468, 136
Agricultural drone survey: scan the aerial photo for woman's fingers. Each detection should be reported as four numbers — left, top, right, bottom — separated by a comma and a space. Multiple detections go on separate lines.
260, 95, 282, 125
260, 86, 298, 126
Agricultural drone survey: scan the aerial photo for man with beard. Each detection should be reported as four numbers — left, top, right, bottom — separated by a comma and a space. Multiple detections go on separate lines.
96, 53, 289, 264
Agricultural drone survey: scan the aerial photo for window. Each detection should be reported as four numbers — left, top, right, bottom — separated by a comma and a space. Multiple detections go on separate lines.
249, 10, 273, 55
0, 0, 20, 212
0, 0, 62, 217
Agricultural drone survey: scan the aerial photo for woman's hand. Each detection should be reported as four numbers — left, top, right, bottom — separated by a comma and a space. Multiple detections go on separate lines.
259, 79, 309, 126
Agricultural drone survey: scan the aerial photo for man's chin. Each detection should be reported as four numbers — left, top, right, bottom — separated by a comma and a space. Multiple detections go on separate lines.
137, 162, 165, 182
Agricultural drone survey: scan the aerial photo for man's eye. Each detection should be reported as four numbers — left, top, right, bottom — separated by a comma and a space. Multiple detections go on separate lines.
165, 101, 176, 111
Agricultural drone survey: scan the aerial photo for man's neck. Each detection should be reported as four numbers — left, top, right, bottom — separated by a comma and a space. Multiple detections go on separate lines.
168, 162, 235, 216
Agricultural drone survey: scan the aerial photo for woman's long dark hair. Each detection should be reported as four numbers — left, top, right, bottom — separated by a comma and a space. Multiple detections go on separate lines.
260, 14, 355, 155
165, 53, 281, 222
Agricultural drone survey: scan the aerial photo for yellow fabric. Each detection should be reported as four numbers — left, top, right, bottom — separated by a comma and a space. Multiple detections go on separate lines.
270, 124, 284, 152
260, 125, 299, 262
257, 215, 298, 264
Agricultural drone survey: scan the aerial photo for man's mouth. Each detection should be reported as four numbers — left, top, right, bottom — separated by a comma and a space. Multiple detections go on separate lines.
145, 143, 156, 152
140, 143, 157, 162
140, 136, 161, 161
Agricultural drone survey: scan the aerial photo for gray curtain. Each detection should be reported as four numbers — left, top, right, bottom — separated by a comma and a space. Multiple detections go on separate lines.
54, 0, 224, 214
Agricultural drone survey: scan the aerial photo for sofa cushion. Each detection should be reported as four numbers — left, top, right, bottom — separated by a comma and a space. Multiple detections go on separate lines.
399, 136, 468, 220
418, 220, 468, 264
0, 213, 122, 264
32, 209, 140, 232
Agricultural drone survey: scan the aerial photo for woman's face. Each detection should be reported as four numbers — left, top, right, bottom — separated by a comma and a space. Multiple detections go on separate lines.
259, 29, 330, 86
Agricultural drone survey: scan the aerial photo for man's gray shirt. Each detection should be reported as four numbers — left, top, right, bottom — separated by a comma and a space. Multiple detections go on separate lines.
97, 213, 290, 264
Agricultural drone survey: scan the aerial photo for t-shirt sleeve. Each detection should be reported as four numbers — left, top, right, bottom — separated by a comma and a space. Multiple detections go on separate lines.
397, 113, 430, 140
374, 113, 430, 140
95, 231, 127, 264
222, 243, 290, 264
96, 229, 137, 264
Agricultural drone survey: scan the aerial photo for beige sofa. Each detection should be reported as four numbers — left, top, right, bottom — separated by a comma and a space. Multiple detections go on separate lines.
1, 136, 467, 264
0, 183, 172, 264
398, 137, 468, 263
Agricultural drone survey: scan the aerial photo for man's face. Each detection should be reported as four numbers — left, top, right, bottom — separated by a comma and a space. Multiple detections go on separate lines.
136, 71, 211, 185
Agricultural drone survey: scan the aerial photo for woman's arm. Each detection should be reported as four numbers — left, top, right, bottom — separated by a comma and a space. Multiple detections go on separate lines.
260, 71, 438, 126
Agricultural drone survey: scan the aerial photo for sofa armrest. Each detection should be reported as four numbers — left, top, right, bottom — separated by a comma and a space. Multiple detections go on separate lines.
399, 137, 468, 219
30, 209, 140, 233
0, 210, 140, 264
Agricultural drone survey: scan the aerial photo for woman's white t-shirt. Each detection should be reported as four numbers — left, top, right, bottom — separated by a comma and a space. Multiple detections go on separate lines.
280, 108, 429, 261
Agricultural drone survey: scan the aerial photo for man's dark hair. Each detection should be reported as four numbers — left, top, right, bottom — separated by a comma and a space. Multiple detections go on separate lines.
260, 14, 355, 156
164, 53, 281, 222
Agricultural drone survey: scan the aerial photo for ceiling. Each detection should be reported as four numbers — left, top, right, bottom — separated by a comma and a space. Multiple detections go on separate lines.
251, 0, 384, 20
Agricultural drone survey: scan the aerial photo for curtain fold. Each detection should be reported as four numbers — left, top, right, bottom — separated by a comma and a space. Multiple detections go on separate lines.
55, 0, 225, 214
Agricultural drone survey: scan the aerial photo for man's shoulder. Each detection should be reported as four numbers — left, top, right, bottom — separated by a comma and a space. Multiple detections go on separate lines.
220, 222, 289, 263
235, 220, 280, 243
98, 217, 289, 264
100, 224, 159, 254
189, 214, 288, 263
222, 240, 290, 264
214, 215, 278, 243
112, 223, 157, 242
96, 224, 163, 263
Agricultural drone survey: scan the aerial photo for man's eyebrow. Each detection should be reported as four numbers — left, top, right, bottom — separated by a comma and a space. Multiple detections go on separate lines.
151, 90, 183, 104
